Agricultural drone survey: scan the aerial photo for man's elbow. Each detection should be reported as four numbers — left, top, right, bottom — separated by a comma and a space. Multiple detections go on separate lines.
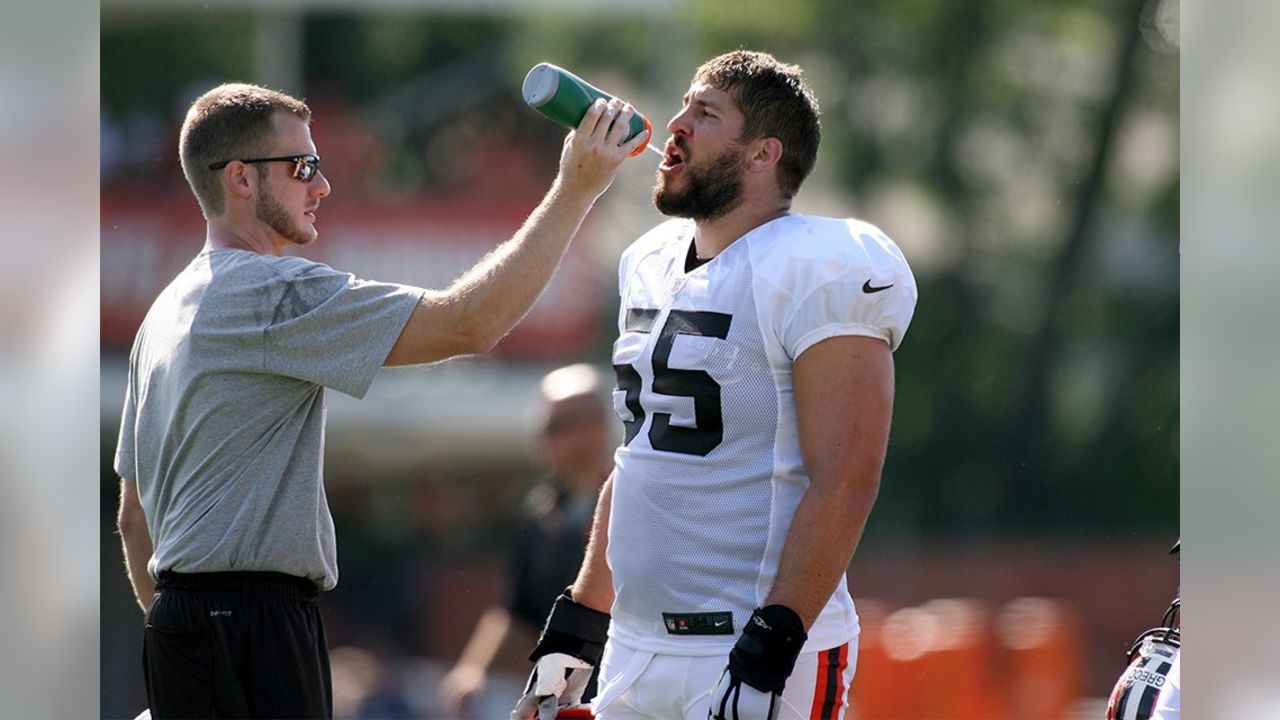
118, 505, 143, 538
847, 471, 881, 509
438, 324, 506, 359
444, 292, 523, 357
386, 322, 505, 365
388, 293, 502, 364
862, 473, 882, 507
815, 469, 881, 510
117, 496, 147, 539
456, 324, 506, 356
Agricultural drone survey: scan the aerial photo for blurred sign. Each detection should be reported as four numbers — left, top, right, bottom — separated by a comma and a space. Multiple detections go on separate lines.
100, 189, 607, 359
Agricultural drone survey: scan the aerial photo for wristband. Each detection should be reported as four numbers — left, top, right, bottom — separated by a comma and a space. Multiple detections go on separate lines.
727, 605, 807, 693
529, 587, 611, 665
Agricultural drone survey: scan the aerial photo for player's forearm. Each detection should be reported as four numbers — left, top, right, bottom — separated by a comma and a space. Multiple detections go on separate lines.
764, 474, 879, 629
571, 474, 615, 613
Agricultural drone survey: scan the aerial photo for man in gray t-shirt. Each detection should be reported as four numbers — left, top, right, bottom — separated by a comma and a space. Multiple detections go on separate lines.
114, 83, 647, 719
116, 252, 421, 592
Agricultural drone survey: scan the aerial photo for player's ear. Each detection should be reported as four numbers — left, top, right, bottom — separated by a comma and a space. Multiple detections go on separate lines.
746, 137, 783, 175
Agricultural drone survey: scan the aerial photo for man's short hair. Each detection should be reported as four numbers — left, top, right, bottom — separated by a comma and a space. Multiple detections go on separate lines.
694, 50, 821, 199
178, 83, 311, 218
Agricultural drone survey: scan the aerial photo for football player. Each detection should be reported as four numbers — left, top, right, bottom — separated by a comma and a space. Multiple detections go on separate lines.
512, 50, 917, 720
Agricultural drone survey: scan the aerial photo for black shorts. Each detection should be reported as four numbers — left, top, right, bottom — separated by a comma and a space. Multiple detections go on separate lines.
143, 571, 332, 719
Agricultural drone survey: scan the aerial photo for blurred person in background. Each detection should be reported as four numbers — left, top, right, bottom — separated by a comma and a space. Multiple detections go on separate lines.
512, 50, 917, 720
113, 82, 647, 719
438, 363, 614, 717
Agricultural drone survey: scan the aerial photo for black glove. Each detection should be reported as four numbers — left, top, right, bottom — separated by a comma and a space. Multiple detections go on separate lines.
511, 588, 610, 720
708, 605, 807, 720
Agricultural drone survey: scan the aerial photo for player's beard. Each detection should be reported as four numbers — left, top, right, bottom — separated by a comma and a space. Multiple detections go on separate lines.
256, 181, 313, 246
653, 142, 745, 222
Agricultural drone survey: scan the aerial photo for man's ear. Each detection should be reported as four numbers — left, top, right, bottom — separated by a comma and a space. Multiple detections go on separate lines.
746, 137, 783, 175
223, 162, 256, 200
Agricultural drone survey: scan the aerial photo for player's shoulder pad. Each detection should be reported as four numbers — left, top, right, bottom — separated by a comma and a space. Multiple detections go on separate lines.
749, 214, 918, 353
748, 214, 913, 294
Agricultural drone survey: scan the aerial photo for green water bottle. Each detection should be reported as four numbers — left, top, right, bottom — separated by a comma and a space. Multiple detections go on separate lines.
522, 62, 656, 157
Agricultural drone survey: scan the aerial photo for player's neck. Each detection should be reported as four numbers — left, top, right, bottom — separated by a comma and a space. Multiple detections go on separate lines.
692, 195, 791, 259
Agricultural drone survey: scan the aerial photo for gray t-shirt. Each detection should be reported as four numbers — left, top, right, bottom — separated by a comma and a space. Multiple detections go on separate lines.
114, 249, 423, 591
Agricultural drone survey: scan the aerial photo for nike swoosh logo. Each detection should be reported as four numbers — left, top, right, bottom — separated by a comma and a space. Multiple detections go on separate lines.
863, 279, 894, 293
714, 620, 729, 627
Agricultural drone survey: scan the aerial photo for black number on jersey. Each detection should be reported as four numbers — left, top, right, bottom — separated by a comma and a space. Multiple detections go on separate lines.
614, 308, 732, 456
614, 309, 657, 446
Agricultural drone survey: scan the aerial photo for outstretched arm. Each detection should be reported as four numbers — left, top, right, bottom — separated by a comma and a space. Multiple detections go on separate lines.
386, 100, 647, 365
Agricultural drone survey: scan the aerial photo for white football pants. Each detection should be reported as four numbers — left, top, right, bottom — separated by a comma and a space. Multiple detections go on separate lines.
592, 640, 857, 720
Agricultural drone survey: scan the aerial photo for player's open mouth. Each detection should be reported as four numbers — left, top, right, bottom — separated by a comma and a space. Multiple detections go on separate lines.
659, 142, 685, 173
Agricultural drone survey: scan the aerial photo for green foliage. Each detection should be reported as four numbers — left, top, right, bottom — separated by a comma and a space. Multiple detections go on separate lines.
101, 13, 256, 115
305, 12, 518, 102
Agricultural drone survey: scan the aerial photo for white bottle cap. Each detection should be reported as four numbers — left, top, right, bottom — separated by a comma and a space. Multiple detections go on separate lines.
522, 63, 562, 108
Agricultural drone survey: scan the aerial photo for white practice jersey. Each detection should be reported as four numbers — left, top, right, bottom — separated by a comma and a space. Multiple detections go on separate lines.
607, 214, 917, 656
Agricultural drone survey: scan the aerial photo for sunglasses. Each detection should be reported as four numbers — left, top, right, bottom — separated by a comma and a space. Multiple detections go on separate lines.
208, 154, 321, 182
